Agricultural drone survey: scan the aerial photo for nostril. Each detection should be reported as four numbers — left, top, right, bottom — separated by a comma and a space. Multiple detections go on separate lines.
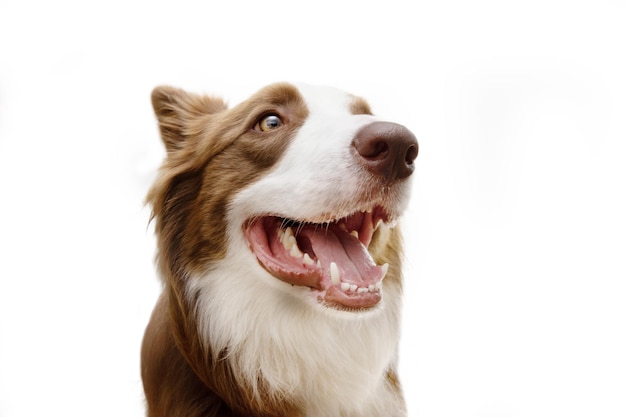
353, 135, 390, 160
368, 140, 389, 160
405, 144, 418, 165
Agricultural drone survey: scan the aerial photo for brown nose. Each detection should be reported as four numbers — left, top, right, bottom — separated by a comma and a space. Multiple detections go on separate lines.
352, 121, 419, 182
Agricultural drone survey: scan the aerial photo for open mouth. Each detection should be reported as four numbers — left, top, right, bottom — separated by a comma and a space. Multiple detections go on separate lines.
243, 206, 390, 309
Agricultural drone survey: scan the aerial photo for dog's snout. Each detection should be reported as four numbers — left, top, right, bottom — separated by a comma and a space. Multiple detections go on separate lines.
352, 121, 418, 182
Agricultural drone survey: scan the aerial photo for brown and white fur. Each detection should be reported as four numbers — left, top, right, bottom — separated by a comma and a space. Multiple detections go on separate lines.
141, 82, 418, 417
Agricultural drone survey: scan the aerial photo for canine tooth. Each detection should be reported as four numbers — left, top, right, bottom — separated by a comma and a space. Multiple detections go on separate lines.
317, 260, 322, 268
290, 244, 303, 258
282, 227, 295, 245
375, 281, 383, 291
341, 282, 351, 292
380, 263, 389, 280
350, 230, 359, 239
349, 284, 357, 292
286, 236, 297, 250
303, 253, 314, 265
330, 262, 340, 285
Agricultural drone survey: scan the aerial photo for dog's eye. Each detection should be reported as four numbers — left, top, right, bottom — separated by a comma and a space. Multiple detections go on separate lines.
256, 114, 283, 132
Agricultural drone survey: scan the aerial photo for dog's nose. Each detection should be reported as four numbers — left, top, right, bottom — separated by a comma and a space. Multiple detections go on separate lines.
352, 121, 418, 182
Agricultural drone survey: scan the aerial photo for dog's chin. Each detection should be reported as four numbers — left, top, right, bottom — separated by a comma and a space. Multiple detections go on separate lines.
243, 206, 392, 311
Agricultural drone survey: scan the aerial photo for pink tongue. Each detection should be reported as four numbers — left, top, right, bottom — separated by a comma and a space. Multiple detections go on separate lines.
299, 225, 379, 286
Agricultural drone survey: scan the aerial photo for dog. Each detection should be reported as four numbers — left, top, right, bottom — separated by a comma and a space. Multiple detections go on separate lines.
141, 82, 418, 417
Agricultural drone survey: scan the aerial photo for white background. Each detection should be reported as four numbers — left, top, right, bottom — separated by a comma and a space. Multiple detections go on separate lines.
1, 1, 625, 416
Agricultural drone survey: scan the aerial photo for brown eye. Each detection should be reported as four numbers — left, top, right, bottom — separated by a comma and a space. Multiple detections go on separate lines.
257, 114, 283, 132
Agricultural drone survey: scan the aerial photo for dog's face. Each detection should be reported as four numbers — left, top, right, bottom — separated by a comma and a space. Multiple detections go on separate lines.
149, 82, 417, 313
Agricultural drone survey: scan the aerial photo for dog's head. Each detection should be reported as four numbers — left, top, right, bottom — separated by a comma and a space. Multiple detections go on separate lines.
148, 82, 417, 313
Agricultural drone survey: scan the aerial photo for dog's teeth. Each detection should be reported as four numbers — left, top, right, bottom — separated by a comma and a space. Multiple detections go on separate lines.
278, 228, 288, 247
368, 284, 375, 292
290, 243, 303, 258
350, 230, 359, 239
303, 253, 314, 265
349, 284, 357, 292
330, 262, 340, 285
286, 236, 297, 250
341, 282, 351, 292
380, 263, 389, 280
282, 226, 295, 247
375, 281, 383, 291
284, 235, 296, 250
317, 260, 322, 268
357, 287, 368, 294
279, 226, 303, 257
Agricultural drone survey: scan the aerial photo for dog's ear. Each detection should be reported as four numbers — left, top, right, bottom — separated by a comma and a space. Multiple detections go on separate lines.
151, 86, 228, 152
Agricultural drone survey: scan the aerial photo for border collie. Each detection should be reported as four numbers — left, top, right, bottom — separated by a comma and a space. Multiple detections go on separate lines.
141, 82, 418, 417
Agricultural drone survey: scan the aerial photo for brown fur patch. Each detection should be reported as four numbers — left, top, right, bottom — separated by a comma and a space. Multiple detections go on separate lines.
143, 83, 309, 416
142, 290, 303, 417
350, 95, 373, 115
370, 226, 404, 291
147, 83, 309, 278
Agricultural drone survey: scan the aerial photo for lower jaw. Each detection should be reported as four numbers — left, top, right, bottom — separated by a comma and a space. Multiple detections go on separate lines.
318, 286, 382, 310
